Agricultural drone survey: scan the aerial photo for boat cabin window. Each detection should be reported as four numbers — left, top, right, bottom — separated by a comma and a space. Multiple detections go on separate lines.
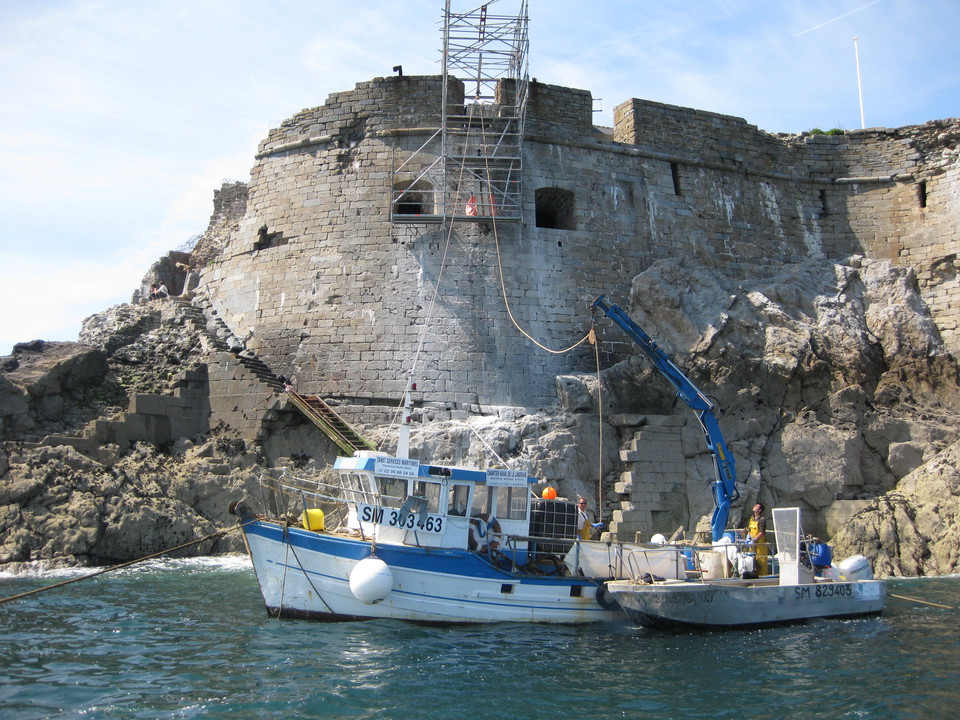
495, 486, 528, 521
343, 472, 378, 504
471, 485, 490, 517
412, 481, 442, 514
448, 484, 471, 516
468, 485, 528, 520
377, 477, 407, 508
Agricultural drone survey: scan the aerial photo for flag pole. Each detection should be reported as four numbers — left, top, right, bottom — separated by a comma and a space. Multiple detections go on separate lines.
853, 36, 865, 129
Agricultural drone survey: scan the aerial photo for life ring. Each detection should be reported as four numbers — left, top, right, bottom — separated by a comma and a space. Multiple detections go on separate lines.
469, 514, 502, 553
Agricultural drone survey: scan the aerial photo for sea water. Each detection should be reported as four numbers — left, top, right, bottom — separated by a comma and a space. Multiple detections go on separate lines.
1, 556, 957, 720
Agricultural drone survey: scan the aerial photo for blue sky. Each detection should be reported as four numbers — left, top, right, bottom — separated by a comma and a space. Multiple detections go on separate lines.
1, 0, 957, 355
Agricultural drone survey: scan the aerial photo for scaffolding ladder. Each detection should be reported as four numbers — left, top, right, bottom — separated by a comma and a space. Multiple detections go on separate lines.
391, 0, 529, 224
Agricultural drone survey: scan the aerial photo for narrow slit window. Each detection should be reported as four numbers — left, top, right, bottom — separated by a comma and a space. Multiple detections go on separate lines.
917, 181, 927, 209
670, 162, 682, 196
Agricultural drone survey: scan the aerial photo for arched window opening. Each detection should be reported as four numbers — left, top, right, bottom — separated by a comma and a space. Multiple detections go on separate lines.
535, 187, 576, 230
393, 181, 434, 216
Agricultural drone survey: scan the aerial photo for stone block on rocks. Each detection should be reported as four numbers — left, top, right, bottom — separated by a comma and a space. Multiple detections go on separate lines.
888, 441, 925, 480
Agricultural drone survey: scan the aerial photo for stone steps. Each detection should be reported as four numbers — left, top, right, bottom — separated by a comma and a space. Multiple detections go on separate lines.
603, 415, 691, 543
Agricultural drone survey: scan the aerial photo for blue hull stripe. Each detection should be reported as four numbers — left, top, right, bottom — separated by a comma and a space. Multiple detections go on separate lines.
245, 521, 607, 600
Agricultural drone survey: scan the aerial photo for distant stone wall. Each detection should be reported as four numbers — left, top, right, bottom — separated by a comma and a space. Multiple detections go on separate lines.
615, 98, 960, 353
198, 75, 960, 411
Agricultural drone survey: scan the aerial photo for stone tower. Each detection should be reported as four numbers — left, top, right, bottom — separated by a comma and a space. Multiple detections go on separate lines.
197, 74, 960, 415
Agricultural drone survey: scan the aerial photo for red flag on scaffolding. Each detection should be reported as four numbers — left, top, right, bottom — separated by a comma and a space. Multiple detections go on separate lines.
465, 195, 478, 216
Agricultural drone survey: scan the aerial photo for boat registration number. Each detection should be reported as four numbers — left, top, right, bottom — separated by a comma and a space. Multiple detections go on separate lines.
358, 503, 445, 534
794, 583, 853, 600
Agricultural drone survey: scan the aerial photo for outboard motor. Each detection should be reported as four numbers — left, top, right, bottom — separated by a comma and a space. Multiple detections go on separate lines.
835, 554, 874, 581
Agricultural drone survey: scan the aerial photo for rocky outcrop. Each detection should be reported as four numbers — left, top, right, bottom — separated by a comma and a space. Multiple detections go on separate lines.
830, 438, 960, 576
557, 255, 960, 553
0, 341, 111, 441
0, 440, 261, 568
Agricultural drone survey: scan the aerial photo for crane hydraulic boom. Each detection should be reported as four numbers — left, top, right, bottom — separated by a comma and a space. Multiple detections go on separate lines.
592, 295, 737, 542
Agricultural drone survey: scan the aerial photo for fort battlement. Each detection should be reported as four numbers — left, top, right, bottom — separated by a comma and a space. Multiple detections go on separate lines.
198, 75, 959, 410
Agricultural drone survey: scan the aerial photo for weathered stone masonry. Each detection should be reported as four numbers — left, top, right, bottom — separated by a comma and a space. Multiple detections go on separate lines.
198, 75, 959, 411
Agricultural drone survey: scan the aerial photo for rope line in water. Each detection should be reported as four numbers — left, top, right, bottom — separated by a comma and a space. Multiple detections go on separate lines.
889, 592, 954, 610
0, 520, 252, 606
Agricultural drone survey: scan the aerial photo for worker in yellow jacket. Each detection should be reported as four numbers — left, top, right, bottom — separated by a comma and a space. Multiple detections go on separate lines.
577, 498, 592, 540
745, 502, 770, 575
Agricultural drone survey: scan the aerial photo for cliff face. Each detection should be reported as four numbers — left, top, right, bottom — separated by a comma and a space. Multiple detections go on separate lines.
830, 438, 960, 577
588, 255, 959, 547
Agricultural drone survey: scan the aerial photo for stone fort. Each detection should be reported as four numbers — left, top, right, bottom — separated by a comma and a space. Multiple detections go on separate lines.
191, 73, 958, 422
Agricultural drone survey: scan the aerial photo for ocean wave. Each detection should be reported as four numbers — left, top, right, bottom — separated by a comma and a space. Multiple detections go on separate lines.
0, 553, 251, 580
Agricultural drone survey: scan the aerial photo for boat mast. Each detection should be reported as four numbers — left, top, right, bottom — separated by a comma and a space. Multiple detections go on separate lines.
395, 375, 416, 459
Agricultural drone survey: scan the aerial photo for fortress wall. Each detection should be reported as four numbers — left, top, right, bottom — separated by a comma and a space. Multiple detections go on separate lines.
614, 98, 823, 177
257, 76, 456, 155
905, 162, 960, 352
525, 80, 595, 138
198, 76, 960, 411
839, 128, 960, 352
615, 99, 960, 353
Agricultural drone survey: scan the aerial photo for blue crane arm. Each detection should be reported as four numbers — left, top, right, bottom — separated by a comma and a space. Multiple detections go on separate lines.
592, 295, 738, 541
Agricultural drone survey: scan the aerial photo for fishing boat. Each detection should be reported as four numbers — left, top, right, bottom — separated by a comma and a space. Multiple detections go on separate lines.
606, 507, 887, 629
229, 444, 685, 623
229, 291, 884, 625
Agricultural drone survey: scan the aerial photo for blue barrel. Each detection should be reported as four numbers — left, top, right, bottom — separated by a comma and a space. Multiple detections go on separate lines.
809, 541, 833, 568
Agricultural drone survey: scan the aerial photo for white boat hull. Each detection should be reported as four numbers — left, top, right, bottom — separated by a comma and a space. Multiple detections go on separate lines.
606, 577, 886, 629
243, 519, 622, 624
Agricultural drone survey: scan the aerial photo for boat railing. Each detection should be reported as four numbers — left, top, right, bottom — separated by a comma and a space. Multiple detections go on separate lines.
489, 537, 698, 581
256, 470, 405, 532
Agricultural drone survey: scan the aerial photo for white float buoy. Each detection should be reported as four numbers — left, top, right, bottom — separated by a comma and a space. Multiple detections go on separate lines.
348, 556, 394, 604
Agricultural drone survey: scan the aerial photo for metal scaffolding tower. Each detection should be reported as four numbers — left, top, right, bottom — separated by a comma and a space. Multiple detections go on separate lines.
391, 1, 529, 224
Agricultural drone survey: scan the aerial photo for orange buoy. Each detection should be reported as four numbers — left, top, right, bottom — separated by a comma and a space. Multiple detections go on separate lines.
542, 487, 557, 500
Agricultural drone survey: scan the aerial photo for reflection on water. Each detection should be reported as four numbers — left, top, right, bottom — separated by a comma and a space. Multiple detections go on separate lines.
0, 560, 957, 720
